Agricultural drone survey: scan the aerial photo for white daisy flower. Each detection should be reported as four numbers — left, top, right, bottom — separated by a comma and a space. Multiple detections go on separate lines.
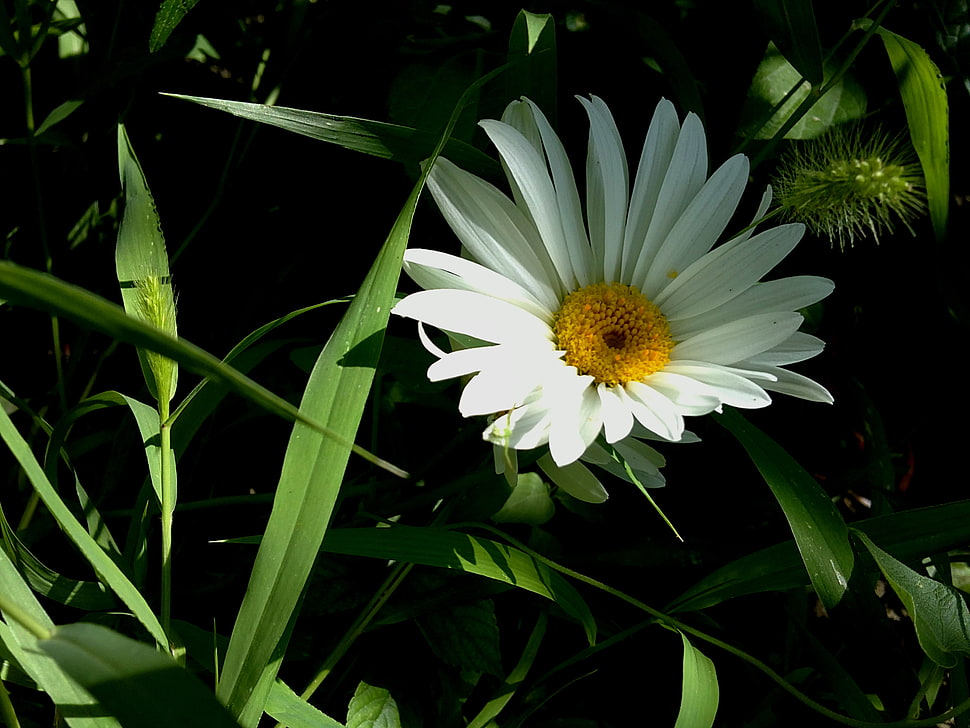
394, 96, 833, 502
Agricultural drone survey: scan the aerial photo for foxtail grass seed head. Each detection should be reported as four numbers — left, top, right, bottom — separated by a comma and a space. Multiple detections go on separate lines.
772, 125, 926, 250
134, 275, 178, 405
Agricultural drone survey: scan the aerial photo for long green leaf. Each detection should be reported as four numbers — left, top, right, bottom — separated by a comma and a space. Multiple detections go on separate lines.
856, 531, 970, 668
872, 24, 950, 243
674, 632, 719, 728
0, 405, 168, 649
507, 11, 557, 125
753, 0, 823, 84
163, 94, 500, 178
38, 623, 241, 728
265, 679, 345, 728
149, 0, 201, 52
0, 261, 403, 477
0, 548, 120, 727
715, 408, 854, 610
213, 66, 509, 725
669, 499, 970, 613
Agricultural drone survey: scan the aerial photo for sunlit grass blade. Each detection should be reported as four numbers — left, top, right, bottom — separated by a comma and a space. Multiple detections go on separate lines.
163, 93, 500, 177
0, 547, 122, 727
265, 680, 345, 728
872, 24, 950, 243
0, 404, 168, 649
38, 623, 241, 728
0, 261, 403, 477
150, 0, 201, 52
213, 66, 508, 725
674, 632, 719, 728
714, 408, 853, 611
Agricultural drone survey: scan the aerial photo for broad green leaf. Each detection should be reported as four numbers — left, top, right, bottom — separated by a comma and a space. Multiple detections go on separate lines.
265, 679, 345, 728
163, 94, 500, 178
856, 531, 970, 668
492, 471, 555, 525
0, 404, 168, 649
150, 0, 201, 52
738, 42, 866, 139
418, 599, 502, 676
116, 123, 178, 404
715, 408, 854, 610
0, 261, 403, 476
507, 10, 557, 125
0, 548, 120, 727
674, 632, 719, 728
214, 67, 509, 725
753, 0, 823, 84
872, 24, 950, 243
38, 623, 241, 728
346, 682, 400, 728
669, 499, 970, 613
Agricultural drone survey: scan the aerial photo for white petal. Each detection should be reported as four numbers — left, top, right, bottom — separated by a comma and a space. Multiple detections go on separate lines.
427, 158, 561, 308
393, 289, 552, 346
642, 154, 750, 299
548, 380, 603, 466
597, 383, 635, 443
460, 366, 546, 416
657, 223, 804, 320
644, 371, 722, 415
664, 361, 773, 409
738, 364, 834, 403
623, 99, 681, 280
481, 120, 578, 291
522, 98, 595, 286
538, 453, 609, 503
629, 112, 708, 286
670, 276, 834, 338
579, 95, 629, 282
746, 332, 825, 366
620, 381, 685, 441
672, 312, 803, 364
403, 248, 553, 324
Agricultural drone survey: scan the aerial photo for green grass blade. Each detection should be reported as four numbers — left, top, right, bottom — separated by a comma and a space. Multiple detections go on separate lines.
715, 408, 854, 610
674, 632, 719, 728
873, 25, 950, 243
0, 261, 403, 477
38, 623, 241, 728
754, 0, 823, 84
0, 547, 122, 727
265, 680, 345, 728
163, 94, 500, 178
0, 405, 168, 649
507, 11, 557, 125
149, 0, 201, 52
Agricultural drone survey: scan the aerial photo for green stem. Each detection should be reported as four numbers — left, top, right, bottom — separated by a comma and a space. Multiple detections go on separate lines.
0, 594, 52, 642
470, 524, 970, 728
0, 676, 21, 728
159, 397, 174, 645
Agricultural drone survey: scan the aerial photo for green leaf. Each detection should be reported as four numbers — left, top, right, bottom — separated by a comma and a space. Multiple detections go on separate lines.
674, 632, 719, 728
669, 498, 970, 613
346, 682, 400, 728
0, 261, 403, 476
321, 525, 596, 643
872, 24, 950, 243
753, 0, 823, 84
0, 405, 168, 649
265, 679, 345, 728
715, 408, 854, 610
738, 42, 866, 139
491, 471, 555, 525
507, 10, 557, 125
116, 123, 178, 404
38, 623, 241, 728
150, 0, 202, 53
35, 99, 84, 136
855, 531, 970, 668
418, 599, 502, 676
163, 94, 500, 178
0, 548, 121, 727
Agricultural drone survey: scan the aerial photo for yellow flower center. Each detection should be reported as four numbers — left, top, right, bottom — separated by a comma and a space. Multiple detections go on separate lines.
552, 282, 673, 386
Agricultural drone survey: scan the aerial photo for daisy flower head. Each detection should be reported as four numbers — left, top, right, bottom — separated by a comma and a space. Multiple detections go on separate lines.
393, 96, 834, 501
